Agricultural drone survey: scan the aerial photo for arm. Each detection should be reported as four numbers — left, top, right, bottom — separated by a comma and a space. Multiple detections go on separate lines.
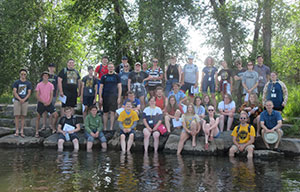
249, 81, 259, 93
94, 83, 98, 103
57, 124, 65, 135
272, 120, 282, 132
262, 83, 268, 105
84, 117, 92, 134
22, 89, 31, 103
117, 83, 122, 104
230, 76, 233, 93
200, 71, 204, 90
73, 123, 81, 133
178, 65, 182, 83
181, 70, 185, 85
119, 121, 125, 131
280, 82, 288, 106
77, 79, 82, 97
130, 121, 137, 131
143, 118, 152, 132
260, 121, 271, 133
179, 95, 187, 105
195, 71, 199, 87
164, 66, 168, 81
240, 136, 255, 151
128, 78, 131, 91
99, 84, 104, 104
182, 120, 190, 133
58, 77, 63, 96
80, 81, 84, 103
209, 117, 220, 130
152, 120, 162, 131
214, 72, 218, 91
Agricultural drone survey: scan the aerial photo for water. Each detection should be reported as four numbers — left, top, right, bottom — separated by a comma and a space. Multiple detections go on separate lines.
0, 148, 300, 192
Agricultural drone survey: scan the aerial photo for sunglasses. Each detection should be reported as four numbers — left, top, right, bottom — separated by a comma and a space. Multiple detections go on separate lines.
208, 109, 214, 112
153, 61, 158, 63
124, 65, 129, 68
240, 117, 247, 120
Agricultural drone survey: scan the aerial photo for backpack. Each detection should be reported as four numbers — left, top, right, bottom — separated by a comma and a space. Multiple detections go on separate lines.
60, 116, 77, 126
236, 124, 251, 134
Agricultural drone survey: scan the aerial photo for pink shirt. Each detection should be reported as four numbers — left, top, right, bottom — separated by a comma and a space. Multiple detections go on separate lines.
35, 82, 54, 103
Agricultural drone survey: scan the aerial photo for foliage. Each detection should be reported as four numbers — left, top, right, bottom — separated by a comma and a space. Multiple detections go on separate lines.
283, 119, 300, 138
282, 84, 300, 118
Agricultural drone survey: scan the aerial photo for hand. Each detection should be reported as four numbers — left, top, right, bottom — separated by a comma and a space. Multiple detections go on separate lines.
123, 129, 130, 133
282, 103, 285, 107
68, 130, 74, 134
93, 99, 96, 104
60, 92, 64, 97
99, 97, 103, 104
95, 132, 99, 137
63, 131, 67, 136
80, 97, 83, 103
117, 98, 121, 104
148, 127, 152, 132
247, 90, 251, 94
234, 76, 239, 81
19, 99, 24, 104
239, 145, 245, 152
77, 92, 81, 97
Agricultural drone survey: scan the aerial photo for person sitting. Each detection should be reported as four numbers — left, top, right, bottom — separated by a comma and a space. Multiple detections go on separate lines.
260, 100, 283, 150
118, 101, 139, 152
202, 95, 212, 115
177, 103, 201, 155
239, 93, 263, 136
229, 111, 256, 159
164, 95, 184, 133
202, 105, 220, 150
84, 105, 107, 152
143, 96, 163, 153
117, 91, 141, 115
168, 82, 187, 105
194, 96, 205, 120
218, 94, 236, 131
57, 106, 81, 152
155, 86, 167, 111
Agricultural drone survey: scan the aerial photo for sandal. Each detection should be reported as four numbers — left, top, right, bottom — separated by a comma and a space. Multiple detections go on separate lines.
35, 133, 40, 138
40, 125, 46, 131
52, 130, 57, 134
14, 133, 19, 137
20, 133, 25, 138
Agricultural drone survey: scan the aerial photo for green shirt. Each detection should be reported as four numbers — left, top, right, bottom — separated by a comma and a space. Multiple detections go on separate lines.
84, 114, 103, 134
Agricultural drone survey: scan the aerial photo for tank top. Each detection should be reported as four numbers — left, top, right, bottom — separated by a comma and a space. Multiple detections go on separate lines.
166, 64, 179, 80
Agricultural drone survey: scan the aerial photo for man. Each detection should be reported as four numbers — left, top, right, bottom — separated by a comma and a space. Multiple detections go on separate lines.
12, 69, 32, 138
118, 101, 139, 152
164, 56, 182, 95
242, 61, 259, 101
121, 91, 141, 114
116, 56, 129, 74
233, 58, 246, 108
229, 111, 256, 158
57, 106, 81, 152
84, 105, 107, 152
58, 59, 81, 116
181, 55, 199, 96
35, 71, 59, 137
128, 62, 151, 110
99, 63, 122, 130
260, 100, 283, 150
254, 56, 270, 97
218, 60, 233, 98
41, 63, 58, 131
262, 72, 288, 112
155, 86, 167, 111
168, 82, 187, 105
81, 66, 97, 120
94, 55, 109, 80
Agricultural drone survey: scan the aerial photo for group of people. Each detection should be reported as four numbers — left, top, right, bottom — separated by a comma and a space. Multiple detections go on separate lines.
12, 55, 288, 157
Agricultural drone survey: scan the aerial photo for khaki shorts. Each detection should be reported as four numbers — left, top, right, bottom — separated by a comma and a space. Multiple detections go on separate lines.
231, 144, 254, 153
13, 100, 28, 116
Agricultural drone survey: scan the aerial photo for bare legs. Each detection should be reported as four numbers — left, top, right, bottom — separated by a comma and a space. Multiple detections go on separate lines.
58, 138, 79, 152
120, 134, 134, 152
219, 114, 233, 132
143, 128, 160, 153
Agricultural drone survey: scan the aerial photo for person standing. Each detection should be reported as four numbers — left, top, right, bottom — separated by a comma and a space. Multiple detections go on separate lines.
233, 58, 246, 108
262, 72, 288, 112
116, 56, 129, 74
35, 71, 59, 137
81, 66, 97, 120
13, 69, 32, 138
200, 56, 218, 107
181, 55, 199, 96
164, 56, 181, 95
58, 59, 81, 116
217, 60, 233, 98
99, 63, 122, 130
242, 61, 259, 101
147, 58, 163, 97
119, 62, 131, 105
254, 56, 270, 97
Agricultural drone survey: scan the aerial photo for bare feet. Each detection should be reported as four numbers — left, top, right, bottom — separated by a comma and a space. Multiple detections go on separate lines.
205, 143, 209, 150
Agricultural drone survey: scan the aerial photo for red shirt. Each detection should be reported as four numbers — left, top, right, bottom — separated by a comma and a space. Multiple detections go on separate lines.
155, 96, 165, 111
167, 105, 184, 116
95, 64, 108, 79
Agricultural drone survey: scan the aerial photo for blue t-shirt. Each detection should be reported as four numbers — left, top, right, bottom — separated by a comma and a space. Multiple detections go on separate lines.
119, 71, 130, 86
100, 73, 121, 97
202, 66, 218, 84
143, 106, 163, 128
123, 98, 141, 108
260, 110, 282, 129
168, 90, 186, 104
194, 105, 205, 116
12, 80, 33, 101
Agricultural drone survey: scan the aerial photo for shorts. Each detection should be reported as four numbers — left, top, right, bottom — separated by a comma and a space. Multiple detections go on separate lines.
214, 131, 220, 138
37, 102, 56, 116
85, 131, 107, 143
120, 129, 135, 138
147, 84, 161, 92
103, 96, 118, 113
58, 132, 79, 142
165, 79, 179, 95
62, 92, 77, 108
121, 85, 128, 97
231, 144, 255, 152
273, 105, 284, 112
131, 84, 147, 98
13, 100, 28, 116
83, 96, 95, 107
202, 80, 215, 94
181, 82, 194, 95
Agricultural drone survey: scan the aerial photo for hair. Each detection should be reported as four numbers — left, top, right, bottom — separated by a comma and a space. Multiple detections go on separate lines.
124, 100, 132, 106
186, 103, 196, 115
204, 56, 215, 66
207, 105, 215, 111
155, 86, 164, 92
19, 68, 27, 74
87, 66, 93, 71
127, 91, 134, 96
257, 55, 263, 59
234, 58, 242, 65
223, 94, 233, 103
89, 105, 98, 111
166, 95, 179, 113
172, 82, 180, 87
64, 106, 72, 111
248, 93, 259, 106
265, 100, 274, 106
170, 56, 176, 60
193, 96, 202, 106
271, 71, 277, 75
68, 58, 74, 62
240, 110, 249, 118
102, 56, 109, 59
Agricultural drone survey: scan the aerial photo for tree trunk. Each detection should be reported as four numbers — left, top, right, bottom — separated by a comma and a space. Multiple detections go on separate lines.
251, 0, 262, 62
262, 0, 272, 67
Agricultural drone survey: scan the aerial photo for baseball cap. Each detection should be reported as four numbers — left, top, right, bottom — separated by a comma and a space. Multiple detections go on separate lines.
135, 62, 141, 66
48, 63, 55, 67
122, 56, 128, 60
188, 55, 194, 59
41, 71, 50, 78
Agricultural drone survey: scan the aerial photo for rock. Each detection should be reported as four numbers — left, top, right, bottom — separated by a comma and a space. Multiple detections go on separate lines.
255, 137, 300, 155
0, 118, 31, 128
0, 134, 44, 147
0, 127, 15, 137
254, 150, 284, 159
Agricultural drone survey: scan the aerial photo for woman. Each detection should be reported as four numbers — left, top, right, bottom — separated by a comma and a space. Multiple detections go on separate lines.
239, 93, 263, 136
119, 63, 131, 106
218, 94, 235, 132
143, 96, 163, 153
147, 58, 163, 97
164, 56, 181, 95
202, 95, 212, 115
194, 96, 205, 119
202, 105, 220, 150
164, 95, 184, 133
177, 103, 201, 155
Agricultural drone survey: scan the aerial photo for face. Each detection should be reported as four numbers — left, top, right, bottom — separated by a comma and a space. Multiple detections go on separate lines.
88, 69, 93, 75
48, 66, 55, 73
207, 58, 212, 65
204, 96, 209, 104
188, 58, 193, 64
152, 59, 158, 66
42, 74, 49, 81
149, 98, 156, 106
128, 93, 135, 101
247, 62, 253, 70
170, 57, 176, 64
125, 102, 132, 110
122, 59, 128, 64
170, 97, 175, 105
90, 108, 97, 116
135, 64, 141, 71
208, 107, 214, 114
239, 114, 248, 123
142, 62, 147, 70
102, 58, 108, 65
249, 94, 255, 103
221, 61, 227, 68
236, 62, 242, 68
224, 95, 230, 104
65, 109, 72, 116
196, 98, 201, 105
187, 104, 194, 113
108, 64, 114, 72
173, 84, 179, 92
67, 60, 75, 69
257, 57, 263, 64
270, 73, 277, 81
20, 71, 27, 78
265, 101, 274, 111
156, 90, 163, 97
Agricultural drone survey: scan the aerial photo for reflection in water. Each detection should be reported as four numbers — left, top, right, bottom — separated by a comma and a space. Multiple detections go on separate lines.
0, 148, 300, 191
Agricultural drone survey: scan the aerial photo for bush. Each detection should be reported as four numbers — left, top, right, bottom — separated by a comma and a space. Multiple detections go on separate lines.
282, 84, 300, 118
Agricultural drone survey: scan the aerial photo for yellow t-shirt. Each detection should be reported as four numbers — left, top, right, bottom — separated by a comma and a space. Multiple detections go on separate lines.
118, 110, 139, 129
231, 124, 256, 144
